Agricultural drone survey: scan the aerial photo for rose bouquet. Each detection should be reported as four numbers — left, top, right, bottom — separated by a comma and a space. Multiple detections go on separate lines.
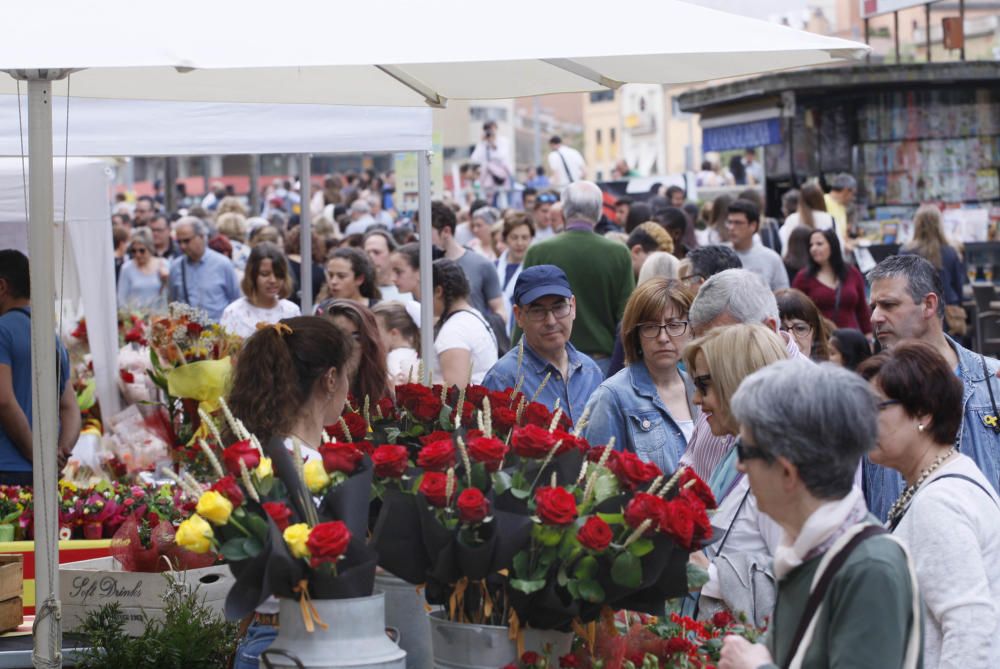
172, 409, 378, 627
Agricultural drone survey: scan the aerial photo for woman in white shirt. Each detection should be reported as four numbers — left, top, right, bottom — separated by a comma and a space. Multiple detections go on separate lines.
220, 242, 300, 337
431, 259, 498, 388
862, 341, 1000, 669
779, 182, 835, 251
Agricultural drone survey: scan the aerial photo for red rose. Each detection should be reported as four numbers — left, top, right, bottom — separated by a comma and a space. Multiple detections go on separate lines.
222, 440, 261, 476
409, 394, 443, 423
711, 610, 734, 628
576, 516, 613, 552
559, 653, 581, 668
353, 440, 374, 456
511, 424, 559, 459
551, 429, 590, 453
416, 439, 456, 472
456, 488, 490, 524
487, 387, 522, 410
452, 401, 475, 427
210, 475, 244, 507
306, 520, 351, 567
119, 369, 135, 384
419, 430, 454, 445
465, 384, 488, 408
679, 468, 717, 510
418, 472, 451, 507
376, 396, 395, 419
124, 322, 146, 345
371, 444, 409, 478
664, 636, 696, 655
466, 436, 508, 472
325, 412, 367, 442
624, 492, 665, 535
522, 402, 552, 428
320, 442, 363, 475
616, 452, 662, 490
395, 383, 429, 407
185, 321, 203, 337
534, 486, 577, 526
659, 497, 696, 549
464, 429, 484, 440
262, 501, 292, 532
520, 651, 541, 665
492, 406, 517, 435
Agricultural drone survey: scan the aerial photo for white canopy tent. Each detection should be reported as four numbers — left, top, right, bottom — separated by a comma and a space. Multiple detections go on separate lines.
0, 0, 869, 663
0, 158, 117, 417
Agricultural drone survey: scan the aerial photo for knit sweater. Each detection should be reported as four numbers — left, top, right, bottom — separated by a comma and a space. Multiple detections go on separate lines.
893, 455, 1000, 669
521, 228, 634, 357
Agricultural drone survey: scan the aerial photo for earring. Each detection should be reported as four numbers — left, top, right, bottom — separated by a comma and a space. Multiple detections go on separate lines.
917, 424, 925, 432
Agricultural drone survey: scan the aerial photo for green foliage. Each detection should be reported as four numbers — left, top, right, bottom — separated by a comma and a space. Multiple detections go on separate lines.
74, 574, 238, 669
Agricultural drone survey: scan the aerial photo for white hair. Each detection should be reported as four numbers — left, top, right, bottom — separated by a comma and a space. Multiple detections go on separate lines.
561, 181, 602, 224
637, 251, 680, 285
689, 268, 779, 330
350, 199, 371, 214
173, 215, 207, 238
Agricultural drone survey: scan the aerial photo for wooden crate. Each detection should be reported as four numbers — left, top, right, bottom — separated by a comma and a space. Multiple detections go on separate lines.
0, 597, 21, 633
0, 539, 112, 615
59, 557, 232, 636
0, 555, 23, 601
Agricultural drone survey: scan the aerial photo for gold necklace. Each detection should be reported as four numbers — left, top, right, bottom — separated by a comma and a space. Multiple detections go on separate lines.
886, 447, 956, 524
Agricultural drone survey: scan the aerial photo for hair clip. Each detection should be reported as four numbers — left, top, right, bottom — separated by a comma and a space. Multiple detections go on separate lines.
256, 321, 293, 337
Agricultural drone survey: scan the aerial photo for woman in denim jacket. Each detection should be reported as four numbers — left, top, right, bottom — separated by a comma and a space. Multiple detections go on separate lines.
582, 278, 697, 473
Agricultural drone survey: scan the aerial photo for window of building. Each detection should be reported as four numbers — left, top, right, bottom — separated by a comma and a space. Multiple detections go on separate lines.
589, 90, 615, 104
596, 129, 602, 144
610, 128, 617, 143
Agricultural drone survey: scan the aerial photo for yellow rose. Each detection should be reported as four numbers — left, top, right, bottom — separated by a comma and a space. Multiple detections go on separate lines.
255, 457, 273, 479
175, 514, 214, 554
303, 460, 330, 494
195, 490, 233, 526
283, 523, 311, 559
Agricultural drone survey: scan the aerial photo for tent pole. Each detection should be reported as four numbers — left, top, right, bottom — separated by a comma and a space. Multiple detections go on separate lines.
300, 155, 312, 315
26, 76, 62, 668
417, 150, 433, 383
249, 154, 260, 216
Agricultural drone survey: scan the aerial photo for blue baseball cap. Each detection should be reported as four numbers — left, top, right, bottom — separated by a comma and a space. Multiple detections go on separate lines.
512, 265, 573, 306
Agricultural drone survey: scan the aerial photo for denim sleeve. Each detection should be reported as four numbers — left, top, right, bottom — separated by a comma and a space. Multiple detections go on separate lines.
481, 365, 512, 393
581, 385, 626, 451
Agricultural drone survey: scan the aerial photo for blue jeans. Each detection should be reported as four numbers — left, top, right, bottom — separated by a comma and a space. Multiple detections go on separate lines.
234, 622, 278, 669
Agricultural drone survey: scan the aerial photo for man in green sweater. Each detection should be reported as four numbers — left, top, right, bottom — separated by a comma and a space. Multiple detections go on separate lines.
520, 181, 634, 376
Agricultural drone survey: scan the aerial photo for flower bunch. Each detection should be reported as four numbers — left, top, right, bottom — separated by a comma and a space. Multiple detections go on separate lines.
148, 303, 241, 368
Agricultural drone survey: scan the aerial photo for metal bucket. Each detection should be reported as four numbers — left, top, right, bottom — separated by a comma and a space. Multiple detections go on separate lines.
261, 592, 406, 669
427, 611, 573, 669
375, 571, 436, 669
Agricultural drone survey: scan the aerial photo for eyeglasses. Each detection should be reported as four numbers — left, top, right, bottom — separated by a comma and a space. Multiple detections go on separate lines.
537, 193, 558, 204
637, 321, 689, 338
735, 437, 773, 463
176, 236, 195, 246
780, 322, 813, 338
129, 247, 148, 255
692, 374, 712, 396
877, 399, 901, 411
679, 273, 704, 287
523, 300, 572, 322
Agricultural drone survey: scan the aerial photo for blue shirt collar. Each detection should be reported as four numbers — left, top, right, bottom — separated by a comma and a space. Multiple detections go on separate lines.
521, 340, 584, 378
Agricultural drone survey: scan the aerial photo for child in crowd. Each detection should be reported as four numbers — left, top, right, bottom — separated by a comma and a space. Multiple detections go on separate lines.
372, 301, 421, 385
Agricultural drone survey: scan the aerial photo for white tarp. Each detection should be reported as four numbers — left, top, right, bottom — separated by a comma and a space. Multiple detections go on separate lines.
0, 158, 118, 417
0, 0, 869, 107
0, 96, 432, 156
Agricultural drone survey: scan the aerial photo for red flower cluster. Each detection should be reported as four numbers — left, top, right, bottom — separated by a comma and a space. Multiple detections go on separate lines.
325, 412, 367, 442
511, 424, 572, 459
395, 383, 444, 423
623, 487, 713, 549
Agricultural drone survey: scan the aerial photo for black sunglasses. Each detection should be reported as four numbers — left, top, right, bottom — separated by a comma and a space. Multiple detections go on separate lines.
735, 436, 773, 463
692, 374, 712, 396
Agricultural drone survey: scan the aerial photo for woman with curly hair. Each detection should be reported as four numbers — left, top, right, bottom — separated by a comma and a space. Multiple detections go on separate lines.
226, 316, 353, 667
322, 246, 381, 309
315, 298, 392, 404
431, 258, 498, 387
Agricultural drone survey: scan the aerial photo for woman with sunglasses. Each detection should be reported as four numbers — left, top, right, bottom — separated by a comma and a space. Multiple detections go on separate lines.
582, 278, 696, 473
719, 360, 919, 669
775, 288, 831, 361
683, 324, 788, 626
857, 342, 1000, 669
117, 227, 169, 312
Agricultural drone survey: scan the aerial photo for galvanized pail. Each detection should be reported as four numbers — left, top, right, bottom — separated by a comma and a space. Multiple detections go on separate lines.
427, 610, 573, 669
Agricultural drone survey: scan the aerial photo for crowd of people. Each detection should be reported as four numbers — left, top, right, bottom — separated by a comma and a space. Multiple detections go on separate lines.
5, 144, 996, 667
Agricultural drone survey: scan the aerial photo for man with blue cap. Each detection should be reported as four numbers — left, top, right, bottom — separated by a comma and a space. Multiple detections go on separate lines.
482, 265, 604, 425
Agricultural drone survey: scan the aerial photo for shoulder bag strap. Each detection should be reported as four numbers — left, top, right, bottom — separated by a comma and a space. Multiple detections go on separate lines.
692, 486, 751, 619
556, 148, 575, 184
181, 257, 191, 304
981, 355, 1000, 434
928, 473, 999, 508
780, 524, 886, 669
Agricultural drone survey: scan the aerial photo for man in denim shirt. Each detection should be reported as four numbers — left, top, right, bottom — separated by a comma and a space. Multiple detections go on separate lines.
865, 254, 1000, 521
482, 265, 603, 426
